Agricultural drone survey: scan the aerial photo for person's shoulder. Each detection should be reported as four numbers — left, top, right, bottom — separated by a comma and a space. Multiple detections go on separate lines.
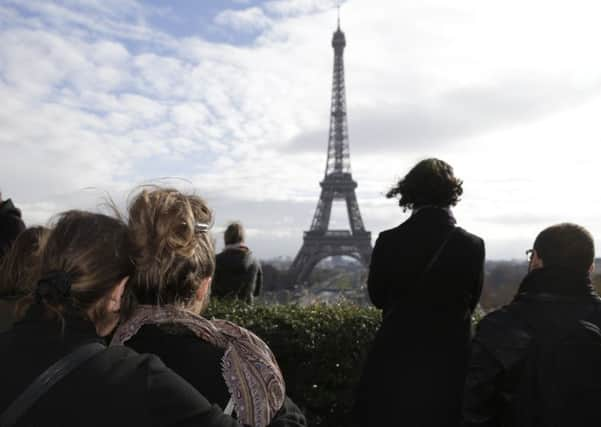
475, 303, 531, 362
128, 323, 226, 365
98, 343, 166, 373
77, 344, 173, 393
211, 319, 280, 369
218, 246, 248, 257
376, 224, 404, 241
477, 306, 518, 333
244, 248, 260, 263
212, 319, 270, 349
454, 227, 484, 246
215, 249, 240, 266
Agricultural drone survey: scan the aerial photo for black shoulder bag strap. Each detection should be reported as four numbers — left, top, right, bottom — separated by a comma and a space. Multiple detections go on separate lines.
0, 342, 106, 427
383, 227, 459, 321
418, 227, 459, 284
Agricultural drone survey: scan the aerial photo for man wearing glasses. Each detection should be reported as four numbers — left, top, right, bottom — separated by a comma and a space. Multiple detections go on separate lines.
462, 223, 601, 427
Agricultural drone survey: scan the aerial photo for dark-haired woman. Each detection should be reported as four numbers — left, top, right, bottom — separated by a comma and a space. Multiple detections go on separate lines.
0, 211, 245, 427
0, 226, 48, 333
113, 188, 306, 427
354, 159, 485, 427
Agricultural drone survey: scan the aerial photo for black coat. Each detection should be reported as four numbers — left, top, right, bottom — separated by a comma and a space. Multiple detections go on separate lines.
462, 267, 601, 427
126, 324, 307, 427
0, 306, 243, 427
127, 324, 230, 407
0, 199, 25, 259
0, 296, 19, 334
356, 207, 485, 427
213, 245, 262, 304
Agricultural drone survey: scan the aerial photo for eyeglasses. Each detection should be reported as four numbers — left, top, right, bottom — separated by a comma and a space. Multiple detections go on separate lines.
525, 249, 534, 262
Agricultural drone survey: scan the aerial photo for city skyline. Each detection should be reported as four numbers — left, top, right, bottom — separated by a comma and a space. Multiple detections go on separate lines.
2, 1, 601, 259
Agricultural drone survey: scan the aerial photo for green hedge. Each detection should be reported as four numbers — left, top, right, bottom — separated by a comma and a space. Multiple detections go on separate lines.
204, 300, 382, 427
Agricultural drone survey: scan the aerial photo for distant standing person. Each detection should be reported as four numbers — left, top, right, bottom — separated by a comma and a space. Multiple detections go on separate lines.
0, 193, 26, 260
213, 222, 262, 304
0, 226, 48, 333
354, 158, 485, 427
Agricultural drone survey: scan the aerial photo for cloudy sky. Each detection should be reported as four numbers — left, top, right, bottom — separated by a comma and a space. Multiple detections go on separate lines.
2, 0, 601, 260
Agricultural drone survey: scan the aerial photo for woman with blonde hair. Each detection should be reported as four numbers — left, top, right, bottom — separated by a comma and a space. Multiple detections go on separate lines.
0, 210, 247, 427
112, 187, 305, 427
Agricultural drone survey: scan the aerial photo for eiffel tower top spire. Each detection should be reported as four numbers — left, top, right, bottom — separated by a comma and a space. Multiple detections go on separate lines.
325, 8, 350, 176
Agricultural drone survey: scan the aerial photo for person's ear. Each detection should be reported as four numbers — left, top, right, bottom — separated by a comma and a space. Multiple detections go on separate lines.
589, 262, 595, 274
108, 276, 129, 313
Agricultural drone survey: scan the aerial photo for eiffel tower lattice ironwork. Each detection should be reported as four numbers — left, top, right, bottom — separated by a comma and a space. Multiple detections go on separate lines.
288, 20, 372, 286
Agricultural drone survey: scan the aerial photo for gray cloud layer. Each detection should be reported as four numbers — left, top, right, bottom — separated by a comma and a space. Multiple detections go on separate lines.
287, 78, 601, 155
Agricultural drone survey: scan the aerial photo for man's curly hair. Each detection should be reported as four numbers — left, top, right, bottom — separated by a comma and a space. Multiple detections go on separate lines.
387, 158, 463, 210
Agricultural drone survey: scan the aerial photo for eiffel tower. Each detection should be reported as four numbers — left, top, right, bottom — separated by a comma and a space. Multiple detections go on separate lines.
288, 17, 372, 286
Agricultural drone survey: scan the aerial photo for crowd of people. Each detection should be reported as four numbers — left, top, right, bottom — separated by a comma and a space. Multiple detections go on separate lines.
0, 189, 304, 427
1, 158, 600, 426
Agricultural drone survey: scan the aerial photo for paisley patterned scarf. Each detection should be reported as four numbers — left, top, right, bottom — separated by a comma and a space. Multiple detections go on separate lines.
111, 305, 285, 427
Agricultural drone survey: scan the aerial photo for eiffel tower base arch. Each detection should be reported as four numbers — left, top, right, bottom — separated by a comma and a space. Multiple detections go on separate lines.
287, 231, 372, 287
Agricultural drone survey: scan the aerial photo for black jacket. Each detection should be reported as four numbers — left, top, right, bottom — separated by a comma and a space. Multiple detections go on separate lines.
0, 296, 19, 334
127, 324, 230, 407
213, 245, 262, 304
126, 324, 307, 427
463, 267, 601, 427
0, 199, 25, 259
0, 306, 243, 427
355, 207, 485, 427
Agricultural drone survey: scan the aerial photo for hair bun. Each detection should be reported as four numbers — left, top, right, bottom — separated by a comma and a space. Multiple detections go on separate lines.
127, 187, 216, 306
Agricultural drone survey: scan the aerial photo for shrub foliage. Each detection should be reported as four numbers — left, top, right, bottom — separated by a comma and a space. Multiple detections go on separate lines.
205, 299, 382, 427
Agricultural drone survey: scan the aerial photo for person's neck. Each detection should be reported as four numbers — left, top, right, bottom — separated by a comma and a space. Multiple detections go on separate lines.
410, 205, 457, 225
411, 205, 451, 215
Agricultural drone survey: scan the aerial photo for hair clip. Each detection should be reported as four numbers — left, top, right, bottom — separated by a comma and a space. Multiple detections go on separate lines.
195, 223, 209, 233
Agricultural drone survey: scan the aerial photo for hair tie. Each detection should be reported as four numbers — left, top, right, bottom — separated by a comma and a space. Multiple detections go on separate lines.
35, 271, 73, 303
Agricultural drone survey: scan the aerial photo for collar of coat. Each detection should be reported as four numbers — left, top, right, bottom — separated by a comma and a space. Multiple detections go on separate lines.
410, 205, 457, 225
514, 266, 598, 302
16, 303, 104, 345
225, 242, 249, 251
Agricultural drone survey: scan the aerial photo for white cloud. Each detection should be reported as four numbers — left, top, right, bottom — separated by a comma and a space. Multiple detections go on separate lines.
5, 0, 171, 44
214, 7, 272, 32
